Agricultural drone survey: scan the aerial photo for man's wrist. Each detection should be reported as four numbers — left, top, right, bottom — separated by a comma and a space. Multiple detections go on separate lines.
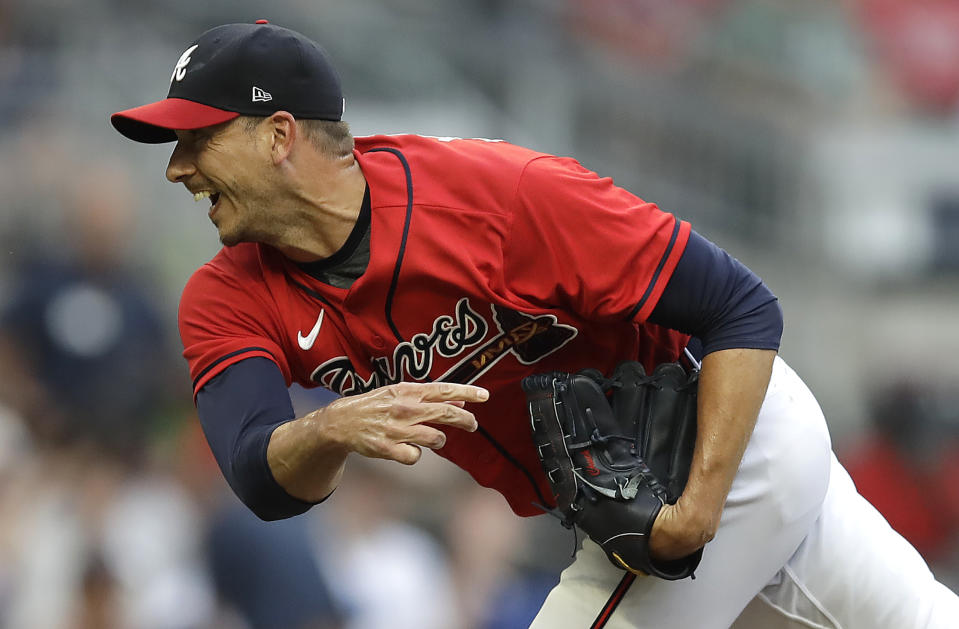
267, 411, 349, 502
673, 482, 725, 538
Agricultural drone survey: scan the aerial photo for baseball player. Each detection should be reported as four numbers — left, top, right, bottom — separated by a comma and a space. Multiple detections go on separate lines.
111, 21, 959, 628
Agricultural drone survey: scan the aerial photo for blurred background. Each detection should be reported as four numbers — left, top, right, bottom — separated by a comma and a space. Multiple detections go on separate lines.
1, 0, 958, 627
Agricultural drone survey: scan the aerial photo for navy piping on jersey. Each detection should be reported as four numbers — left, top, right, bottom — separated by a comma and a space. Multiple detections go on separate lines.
366, 147, 414, 344
648, 229, 782, 355
627, 216, 681, 321
288, 278, 333, 306
360, 146, 552, 510
193, 346, 277, 391
475, 425, 552, 507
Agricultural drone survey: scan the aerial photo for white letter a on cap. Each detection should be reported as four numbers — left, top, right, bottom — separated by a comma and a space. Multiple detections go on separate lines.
171, 44, 199, 83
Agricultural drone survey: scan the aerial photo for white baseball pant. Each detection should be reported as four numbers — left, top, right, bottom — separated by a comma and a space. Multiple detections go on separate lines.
529, 357, 959, 628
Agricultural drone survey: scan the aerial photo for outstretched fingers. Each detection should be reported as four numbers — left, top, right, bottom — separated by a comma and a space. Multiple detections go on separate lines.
386, 382, 486, 432
387, 442, 424, 466
393, 381, 489, 404
327, 381, 489, 466
419, 399, 480, 432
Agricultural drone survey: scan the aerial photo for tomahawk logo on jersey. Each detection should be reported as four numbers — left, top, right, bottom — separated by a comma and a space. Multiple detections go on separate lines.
178, 134, 690, 514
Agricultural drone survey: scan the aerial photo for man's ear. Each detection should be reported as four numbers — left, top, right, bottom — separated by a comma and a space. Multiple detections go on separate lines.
268, 111, 297, 164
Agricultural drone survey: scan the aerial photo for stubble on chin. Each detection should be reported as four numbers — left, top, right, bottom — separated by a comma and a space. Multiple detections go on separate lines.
215, 221, 241, 247
218, 224, 263, 248
218, 229, 247, 247
216, 202, 273, 248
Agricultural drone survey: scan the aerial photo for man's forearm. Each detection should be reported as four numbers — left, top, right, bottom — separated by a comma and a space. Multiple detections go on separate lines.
651, 347, 777, 558
684, 347, 776, 517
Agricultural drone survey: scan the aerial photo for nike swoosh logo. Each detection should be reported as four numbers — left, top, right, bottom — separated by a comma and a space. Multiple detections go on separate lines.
297, 310, 325, 350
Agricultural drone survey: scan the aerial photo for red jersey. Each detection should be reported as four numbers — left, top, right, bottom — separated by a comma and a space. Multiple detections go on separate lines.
179, 134, 691, 516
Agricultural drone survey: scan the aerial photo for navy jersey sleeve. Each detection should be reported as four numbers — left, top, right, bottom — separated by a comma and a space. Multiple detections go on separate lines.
196, 357, 322, 521
648, 230, 783, 356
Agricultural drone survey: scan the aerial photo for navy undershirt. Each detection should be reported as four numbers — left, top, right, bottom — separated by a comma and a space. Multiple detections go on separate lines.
196, 228, 783, 520
648, 230, 782, 357
295, 186, 371, 288
197, 356, 316, 520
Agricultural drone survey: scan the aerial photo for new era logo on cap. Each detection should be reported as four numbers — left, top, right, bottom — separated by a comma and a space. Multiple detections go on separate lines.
252, 86, 273, 102
111, 21, 345, 143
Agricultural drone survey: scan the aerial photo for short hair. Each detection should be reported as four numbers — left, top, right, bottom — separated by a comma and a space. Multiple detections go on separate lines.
239, 116, 354, 158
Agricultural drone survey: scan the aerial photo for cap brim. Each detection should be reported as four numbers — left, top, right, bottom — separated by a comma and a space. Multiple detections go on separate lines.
111, 98, 240, 144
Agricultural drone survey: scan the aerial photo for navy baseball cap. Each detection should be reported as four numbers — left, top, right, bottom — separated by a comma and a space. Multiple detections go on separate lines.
111, 20, 344, 144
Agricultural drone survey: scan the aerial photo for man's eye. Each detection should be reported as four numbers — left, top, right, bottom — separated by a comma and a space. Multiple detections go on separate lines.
185, 133, 209, 148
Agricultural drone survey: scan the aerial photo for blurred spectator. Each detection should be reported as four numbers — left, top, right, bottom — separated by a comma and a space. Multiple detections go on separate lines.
173, 399, 346, 629
0, 157, 348, 629
841, 381, 959, 564
311, 458, 460, 629
853, 0, 959, 114
0, 427, 218, 629
0, 0, 62, 131
0, 154, 216, 626
564, 0, 728, 70
206, 500, 345, 629
0, 158, 177, 464
445, 485, 561, 629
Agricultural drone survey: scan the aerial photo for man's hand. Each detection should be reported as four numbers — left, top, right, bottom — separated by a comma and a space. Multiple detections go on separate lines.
268, 382, 488, 503
321, 381, 488, 464
649, 498, 720, 561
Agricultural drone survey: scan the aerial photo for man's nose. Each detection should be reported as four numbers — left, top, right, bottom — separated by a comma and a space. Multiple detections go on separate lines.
166, 141, 196, 183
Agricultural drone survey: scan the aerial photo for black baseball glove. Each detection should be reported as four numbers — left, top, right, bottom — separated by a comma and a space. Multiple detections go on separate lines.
522, 361, 703, 580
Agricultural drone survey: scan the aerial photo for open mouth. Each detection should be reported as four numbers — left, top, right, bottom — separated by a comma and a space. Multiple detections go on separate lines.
193, 190, 222, 217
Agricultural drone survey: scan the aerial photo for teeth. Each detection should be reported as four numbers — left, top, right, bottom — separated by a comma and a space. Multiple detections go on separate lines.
193, 191, 212, 202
